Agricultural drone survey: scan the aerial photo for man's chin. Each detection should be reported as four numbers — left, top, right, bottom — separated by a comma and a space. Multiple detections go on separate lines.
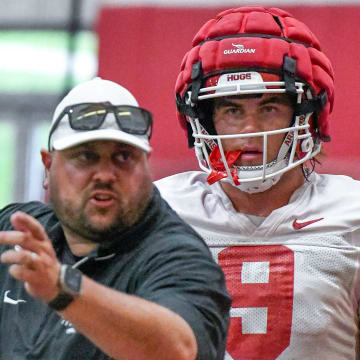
81, 220, 124, 243
86, 216, 119, 232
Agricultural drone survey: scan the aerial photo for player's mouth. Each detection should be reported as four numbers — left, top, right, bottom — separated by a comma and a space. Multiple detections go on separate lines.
237, 146, 263, 165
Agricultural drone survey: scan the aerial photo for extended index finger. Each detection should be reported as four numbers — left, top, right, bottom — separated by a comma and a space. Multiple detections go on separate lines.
10, 212, 48, 242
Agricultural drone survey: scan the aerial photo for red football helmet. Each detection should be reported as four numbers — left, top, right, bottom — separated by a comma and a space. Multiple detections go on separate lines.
175, 7, 334, 193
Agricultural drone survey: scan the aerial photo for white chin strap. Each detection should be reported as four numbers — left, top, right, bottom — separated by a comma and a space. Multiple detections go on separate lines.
234, 158, 288, 193
237, 177, 279, 193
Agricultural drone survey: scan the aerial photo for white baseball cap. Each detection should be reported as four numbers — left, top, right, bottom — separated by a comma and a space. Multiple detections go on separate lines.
48, 77, 152, 152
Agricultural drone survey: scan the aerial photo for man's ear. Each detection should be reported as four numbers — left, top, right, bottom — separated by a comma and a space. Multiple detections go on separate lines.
40, 149, 52, 190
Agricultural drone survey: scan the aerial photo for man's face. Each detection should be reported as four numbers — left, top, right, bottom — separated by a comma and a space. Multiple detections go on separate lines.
42, 140, 153, 243
213, 93, 294, 167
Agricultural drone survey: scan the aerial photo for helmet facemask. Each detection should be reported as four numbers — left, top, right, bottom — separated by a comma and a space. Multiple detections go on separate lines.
185, 71, 321, 193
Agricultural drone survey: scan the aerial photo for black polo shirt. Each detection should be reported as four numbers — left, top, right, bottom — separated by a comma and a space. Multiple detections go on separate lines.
0, 188, 230, 360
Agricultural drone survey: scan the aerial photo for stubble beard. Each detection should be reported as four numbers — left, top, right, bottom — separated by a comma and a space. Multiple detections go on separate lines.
49, 182, 153, 243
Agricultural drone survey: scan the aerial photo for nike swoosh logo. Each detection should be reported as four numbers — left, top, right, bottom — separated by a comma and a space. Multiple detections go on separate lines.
293, 217, 324, 230
3, 290, 26, 305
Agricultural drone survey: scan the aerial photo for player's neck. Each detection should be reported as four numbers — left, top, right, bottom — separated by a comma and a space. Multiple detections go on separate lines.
220, 166, 305, 217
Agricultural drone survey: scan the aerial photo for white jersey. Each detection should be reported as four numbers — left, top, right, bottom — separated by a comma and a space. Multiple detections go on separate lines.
155, 171, 360, 360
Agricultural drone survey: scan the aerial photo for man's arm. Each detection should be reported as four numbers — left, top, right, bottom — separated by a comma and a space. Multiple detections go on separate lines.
61, 276, 197, 360
0, 211, 197, 360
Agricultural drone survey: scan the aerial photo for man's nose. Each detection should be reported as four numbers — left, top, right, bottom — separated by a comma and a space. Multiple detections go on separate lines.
92, 159, 118, 183
239, 112, 262, 134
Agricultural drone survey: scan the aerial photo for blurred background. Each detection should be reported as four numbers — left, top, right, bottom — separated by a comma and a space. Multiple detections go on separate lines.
0, 0, 359, 208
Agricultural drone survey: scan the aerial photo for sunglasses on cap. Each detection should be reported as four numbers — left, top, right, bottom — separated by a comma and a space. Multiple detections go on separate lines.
48, 102, 153, 150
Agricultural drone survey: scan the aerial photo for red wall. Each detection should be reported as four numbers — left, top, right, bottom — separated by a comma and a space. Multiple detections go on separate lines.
97, 5, 360, 180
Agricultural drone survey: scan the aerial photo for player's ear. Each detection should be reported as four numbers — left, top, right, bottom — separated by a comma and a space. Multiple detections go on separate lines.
40, 149, 52, 190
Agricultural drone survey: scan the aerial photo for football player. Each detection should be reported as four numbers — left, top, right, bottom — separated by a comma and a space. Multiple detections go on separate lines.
155, 6, 360, 360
